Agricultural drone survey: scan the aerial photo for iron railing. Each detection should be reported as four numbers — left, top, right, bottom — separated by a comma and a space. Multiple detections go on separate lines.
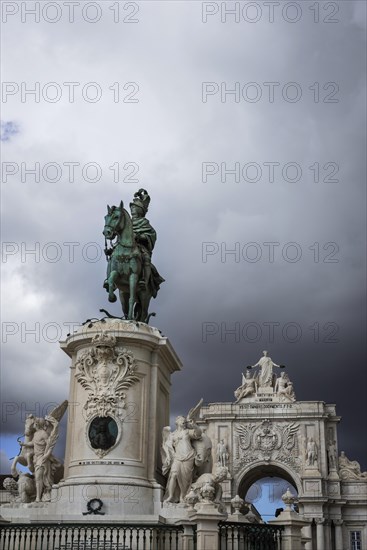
0, 523, 191, 550
218, 521, 283, 550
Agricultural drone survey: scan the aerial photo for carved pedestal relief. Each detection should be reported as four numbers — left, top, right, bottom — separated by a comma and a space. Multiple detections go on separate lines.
75, 332, 142, 457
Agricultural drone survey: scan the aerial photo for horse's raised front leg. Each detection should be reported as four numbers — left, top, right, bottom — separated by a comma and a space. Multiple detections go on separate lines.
11, 452, 31, 477
107, 270, 118, 303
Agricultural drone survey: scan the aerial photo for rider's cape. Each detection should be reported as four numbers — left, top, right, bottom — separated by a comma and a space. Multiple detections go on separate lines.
132, 217, 164, 296
132, 217, 157, 253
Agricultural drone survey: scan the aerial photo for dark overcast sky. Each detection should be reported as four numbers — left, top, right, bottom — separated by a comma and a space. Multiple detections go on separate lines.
1, 1, 366, 473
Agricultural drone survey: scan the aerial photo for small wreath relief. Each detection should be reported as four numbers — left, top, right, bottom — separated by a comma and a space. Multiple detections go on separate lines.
83, 498, 105, 515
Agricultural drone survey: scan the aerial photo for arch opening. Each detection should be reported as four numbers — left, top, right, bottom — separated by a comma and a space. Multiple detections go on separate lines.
237, 464, 298, 522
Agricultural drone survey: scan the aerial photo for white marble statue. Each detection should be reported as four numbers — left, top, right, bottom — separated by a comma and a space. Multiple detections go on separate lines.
13, 401, 68, 502
189, 466, 228, 504
216, 440, 229, 467
194, 428, 213, 478
161, 400, 204, 503
275, 372, 296, 402
327, 440, 337, 471
11, 414, 36, 477
251, 351, 280, 387
306, 437, 318, 467
27, 416, 61, 502
339, 451, 367, 480
234, 371, 257, 401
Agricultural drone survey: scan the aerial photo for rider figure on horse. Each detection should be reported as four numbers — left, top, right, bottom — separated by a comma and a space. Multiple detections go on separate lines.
103, 189, 164, 302
129, 189, 155, 290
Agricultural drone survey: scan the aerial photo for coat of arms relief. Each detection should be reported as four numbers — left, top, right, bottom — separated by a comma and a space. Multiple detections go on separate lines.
234, 419, 301, 473
75, 332, 142, 420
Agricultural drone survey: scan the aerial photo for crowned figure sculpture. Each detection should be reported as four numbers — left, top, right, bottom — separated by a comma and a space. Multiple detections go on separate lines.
103, 189, 164, 322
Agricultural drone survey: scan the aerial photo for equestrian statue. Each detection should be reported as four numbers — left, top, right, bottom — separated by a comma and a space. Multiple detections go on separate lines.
103, 189, 164, 323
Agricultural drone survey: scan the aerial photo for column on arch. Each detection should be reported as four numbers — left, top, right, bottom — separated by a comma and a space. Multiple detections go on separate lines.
315, 518, 325, 550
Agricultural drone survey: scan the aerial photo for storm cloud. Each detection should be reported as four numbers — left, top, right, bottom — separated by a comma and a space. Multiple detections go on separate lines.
1, 0, 366, 475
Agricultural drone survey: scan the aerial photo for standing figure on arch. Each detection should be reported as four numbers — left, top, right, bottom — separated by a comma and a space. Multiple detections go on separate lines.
251, 350, 281, 388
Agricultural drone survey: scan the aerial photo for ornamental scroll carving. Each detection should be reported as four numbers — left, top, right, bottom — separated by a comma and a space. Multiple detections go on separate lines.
234, 419, 300, 472
75, 333, 142, 419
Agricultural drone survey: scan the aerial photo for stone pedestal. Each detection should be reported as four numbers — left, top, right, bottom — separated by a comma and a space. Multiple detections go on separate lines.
160, 502, 192, 522
189, 502, 227, 550
269, 508, 311, 550
2, 319, 181, 522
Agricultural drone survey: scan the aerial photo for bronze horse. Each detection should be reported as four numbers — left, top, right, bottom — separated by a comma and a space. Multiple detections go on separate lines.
103, 202, 153, 322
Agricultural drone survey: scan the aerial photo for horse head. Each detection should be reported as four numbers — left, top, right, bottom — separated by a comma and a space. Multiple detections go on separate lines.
24, 414, 36, 437
103, 201, 124, 240
103, 201, 136, 249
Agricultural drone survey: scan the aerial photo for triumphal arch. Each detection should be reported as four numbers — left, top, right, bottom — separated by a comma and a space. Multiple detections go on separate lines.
199, 350, 367, 549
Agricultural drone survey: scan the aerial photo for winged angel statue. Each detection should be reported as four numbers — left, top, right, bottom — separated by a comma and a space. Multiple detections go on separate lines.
161, 399, 213, 503
11, 401, 68, 502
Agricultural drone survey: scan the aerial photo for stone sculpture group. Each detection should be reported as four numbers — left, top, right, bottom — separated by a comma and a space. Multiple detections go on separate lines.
9, 401, 68, 503
338, 451, 367, 481
234, 351, 296, 402
161, 399, 216, 505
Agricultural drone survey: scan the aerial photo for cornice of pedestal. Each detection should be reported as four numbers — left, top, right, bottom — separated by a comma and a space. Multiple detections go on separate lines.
59, 318, 182, 374
61, 319, 161, 352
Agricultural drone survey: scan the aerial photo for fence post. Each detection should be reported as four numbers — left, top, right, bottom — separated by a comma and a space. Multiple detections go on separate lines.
268, 508, 311, 550
181, 523, 196, 550
188, 501, 227, 550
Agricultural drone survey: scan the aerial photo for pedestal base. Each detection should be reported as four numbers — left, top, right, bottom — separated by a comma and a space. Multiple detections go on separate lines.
0, 481, 164, 522
1, 319, 182, 524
